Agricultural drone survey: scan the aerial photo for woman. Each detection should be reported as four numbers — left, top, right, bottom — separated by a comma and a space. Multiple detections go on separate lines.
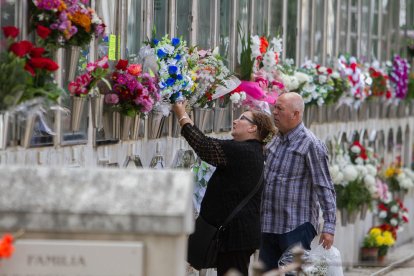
172, 101, 276, 276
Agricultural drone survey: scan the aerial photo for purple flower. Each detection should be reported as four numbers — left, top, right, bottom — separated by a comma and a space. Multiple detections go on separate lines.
34, 0, 61, 10
105, 94, 119, 104
116, 74, 127, 85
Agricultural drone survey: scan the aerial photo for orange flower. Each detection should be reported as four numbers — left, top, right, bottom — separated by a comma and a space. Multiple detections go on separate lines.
259, 37, 269, 54
58, 0, 67, 12
0, 234, 14, 258
71, 12, 92, 33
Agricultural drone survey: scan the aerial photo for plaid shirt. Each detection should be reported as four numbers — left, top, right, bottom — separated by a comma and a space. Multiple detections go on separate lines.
261, 123, 336, 235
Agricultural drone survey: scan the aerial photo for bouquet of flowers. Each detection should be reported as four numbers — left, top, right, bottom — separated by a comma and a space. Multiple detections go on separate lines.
386, 55, 410, 100
250, 35, 282, 73
382, 162, 414, 192
377, 198, 409, 234
104, 59, 161, 117
29, 0, 106, 49
337, 55, 369, 106
149, 36, 195, 103
68, 56, 110, 97
189, 48, 237, 108
368, 61, 391, 99
0, 26, 61, 110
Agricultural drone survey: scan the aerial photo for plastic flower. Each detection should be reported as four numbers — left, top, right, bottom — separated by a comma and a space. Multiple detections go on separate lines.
0, 234, 14, 259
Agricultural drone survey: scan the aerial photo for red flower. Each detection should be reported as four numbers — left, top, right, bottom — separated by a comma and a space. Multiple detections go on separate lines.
327, 68, 333, 74
116, 59, 128, 70
259, 37, 268, 54
24, 63, 35, 76
9, 40, 33, 57
36, 25, 52, 39
402, 216, 409, 223
378, 203, 388, 211
0, 234, 14, 258
29, 57, 59, 71
30, 47, 46, 58
2, 26, 19, 39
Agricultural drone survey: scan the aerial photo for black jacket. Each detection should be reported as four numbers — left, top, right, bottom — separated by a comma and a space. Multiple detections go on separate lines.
182, 123, 264, 251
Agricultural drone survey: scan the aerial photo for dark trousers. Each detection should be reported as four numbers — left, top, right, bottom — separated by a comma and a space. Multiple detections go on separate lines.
217, 249, 256, 276
258, 222, 317, 272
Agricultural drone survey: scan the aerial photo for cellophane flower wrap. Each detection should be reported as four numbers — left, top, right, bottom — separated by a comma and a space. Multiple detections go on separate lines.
104, 59, 161, 117
29, 0, 106, 49
386, 55, 410, 100
0, 26, 62, 110
189, 48, 237, 108
68, 55, 110, 97
150, 36, 195, 103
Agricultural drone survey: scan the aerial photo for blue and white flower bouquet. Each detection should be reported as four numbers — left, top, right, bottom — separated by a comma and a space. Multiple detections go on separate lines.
150, 35, 196, 103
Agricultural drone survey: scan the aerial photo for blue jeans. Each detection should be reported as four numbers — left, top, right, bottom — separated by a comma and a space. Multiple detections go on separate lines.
259, 222, 317, 272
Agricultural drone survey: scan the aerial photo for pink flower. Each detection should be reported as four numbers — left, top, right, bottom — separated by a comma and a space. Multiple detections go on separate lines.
105, 94, 119, 104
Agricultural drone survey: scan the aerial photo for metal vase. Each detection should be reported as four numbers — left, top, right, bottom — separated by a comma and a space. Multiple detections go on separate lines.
171, 113, 181, 138
193, 107, 213, 133
130, 115, 141, 140
347, 210, 358, 224
213, 107, 226, 133
148, 111, 166, 139
340, 208, 348, 227
70, 96, 87, 132
90, 94, 105, 129
20, 113, 37, 148
0, 112, 9, 149
102, 110, 121, 140
121, 115, 133, 140
360, 203, 369, 220
66, 46, 81, 82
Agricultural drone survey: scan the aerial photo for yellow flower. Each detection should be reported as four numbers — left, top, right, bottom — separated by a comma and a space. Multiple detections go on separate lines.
384, 167, 395, 178
383, 235, 395, 246
369, 228, 381, 237
375, 235, 385, 246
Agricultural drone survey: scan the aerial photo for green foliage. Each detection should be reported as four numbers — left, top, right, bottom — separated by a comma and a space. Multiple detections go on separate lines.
237, 23, 254, 81
335, 178, 372, 213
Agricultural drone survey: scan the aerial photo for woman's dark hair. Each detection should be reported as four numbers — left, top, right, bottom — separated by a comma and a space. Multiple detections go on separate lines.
250, 110, 277, 143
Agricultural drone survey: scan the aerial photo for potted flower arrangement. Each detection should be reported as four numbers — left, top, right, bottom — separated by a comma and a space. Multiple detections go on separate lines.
0, 26, 62, 148
29, 0, 106, 49
104, 59, 160, 140
361, 227, 395, 262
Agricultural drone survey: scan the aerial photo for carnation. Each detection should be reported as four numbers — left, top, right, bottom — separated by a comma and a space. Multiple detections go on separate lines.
350, 145, 361, 154
343, 165, 358, 182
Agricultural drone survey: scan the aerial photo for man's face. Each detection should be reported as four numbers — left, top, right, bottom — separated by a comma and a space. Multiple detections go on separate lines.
272, 95, 295, 134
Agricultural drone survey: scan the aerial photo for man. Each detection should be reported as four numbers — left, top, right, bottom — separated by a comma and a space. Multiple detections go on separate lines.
259, 92, 336, 271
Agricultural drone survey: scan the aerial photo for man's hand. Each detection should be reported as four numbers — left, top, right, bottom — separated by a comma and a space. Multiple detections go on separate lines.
319, 233, 334, 249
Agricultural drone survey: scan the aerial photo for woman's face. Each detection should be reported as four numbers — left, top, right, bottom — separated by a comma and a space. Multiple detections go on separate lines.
231, 111, 257, 141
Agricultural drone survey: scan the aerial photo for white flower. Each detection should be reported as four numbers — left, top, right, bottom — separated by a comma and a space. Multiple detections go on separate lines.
364, 175, 376, 187
390, 205, 399, 213
317, 97, 324, 106
343, 165, 358, 182
384, 192, 392, 203
263, 51, 276, 70
230, 93, 241, 103
356, 165, 368, 175
303, 83, 316, 93
379, 211, 387, 218
355, 157, 364, 165
294, 71, 312, 84
270, 37, 283, 53
240, 91, 246, 101
331, 72, 340, 79
400, 178, 414, 189
318, 75, 327, 84
390, 218, 398, 226
350, 145, 361, 154
365, 164, 377, 176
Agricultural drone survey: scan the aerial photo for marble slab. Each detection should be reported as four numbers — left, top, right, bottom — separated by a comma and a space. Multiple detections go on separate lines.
0, 166, 194, 235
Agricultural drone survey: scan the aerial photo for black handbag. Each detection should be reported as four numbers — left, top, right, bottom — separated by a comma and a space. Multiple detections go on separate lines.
187, 171, 264, 270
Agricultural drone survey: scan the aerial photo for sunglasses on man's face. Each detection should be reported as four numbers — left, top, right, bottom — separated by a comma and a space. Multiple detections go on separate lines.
239, 115, 256, 125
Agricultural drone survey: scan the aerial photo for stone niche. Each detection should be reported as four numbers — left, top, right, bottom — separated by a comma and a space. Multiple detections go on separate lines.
0, 166, 194, 276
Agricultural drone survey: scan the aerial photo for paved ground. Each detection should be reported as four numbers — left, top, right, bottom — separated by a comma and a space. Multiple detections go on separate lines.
344, 240, 414, 276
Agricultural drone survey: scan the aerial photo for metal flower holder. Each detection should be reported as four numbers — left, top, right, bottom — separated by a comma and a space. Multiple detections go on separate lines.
70, 96, 88, 132
193, 107, 213, 133
90, 93, 105, 129
148, 111, 166, 139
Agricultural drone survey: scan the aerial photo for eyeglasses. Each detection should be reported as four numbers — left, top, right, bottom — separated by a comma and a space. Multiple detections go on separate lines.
239, 115, 256, 125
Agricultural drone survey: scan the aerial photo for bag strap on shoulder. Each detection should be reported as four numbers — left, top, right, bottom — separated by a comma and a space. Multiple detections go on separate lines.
219, 170, 264, 230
